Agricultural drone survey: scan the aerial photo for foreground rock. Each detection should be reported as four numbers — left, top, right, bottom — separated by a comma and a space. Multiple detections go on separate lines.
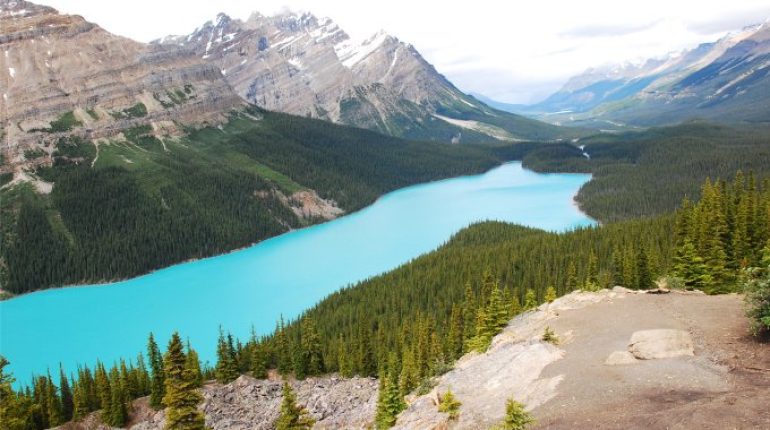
395, 288, 770, 429
127, 375, 377, 430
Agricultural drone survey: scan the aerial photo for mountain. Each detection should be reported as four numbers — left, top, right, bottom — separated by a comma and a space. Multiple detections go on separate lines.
154, 11, 570, 143
514, 22, 770, 127
0, 1, 507, 294
0, 0, 243, 176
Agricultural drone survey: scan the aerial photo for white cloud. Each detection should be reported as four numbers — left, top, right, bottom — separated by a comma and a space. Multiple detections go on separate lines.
36, 0, 770, 104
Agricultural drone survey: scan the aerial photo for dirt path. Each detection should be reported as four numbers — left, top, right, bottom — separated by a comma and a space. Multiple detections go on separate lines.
534, 292, 770, 429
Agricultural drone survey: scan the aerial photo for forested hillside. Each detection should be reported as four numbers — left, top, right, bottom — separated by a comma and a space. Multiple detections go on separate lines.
3, 167, 770, 430
0, 109, 501, 294
512, 123, 770, 222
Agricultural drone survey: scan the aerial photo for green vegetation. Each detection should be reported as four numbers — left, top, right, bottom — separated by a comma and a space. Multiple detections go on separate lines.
541, 327, 558, 345
86, 109, 99, 120
492, 398, 535, 430
671, 171, 770, 293
31, 111, 83, 133
375, 355, 405, 429
275, 382, 315, 430
512, 123, 770, 222
742, 246, 770, 336
1, 108, 500, 294
437, 390, 461, 420
111, 103, 148, 119
163, 333, 206, 430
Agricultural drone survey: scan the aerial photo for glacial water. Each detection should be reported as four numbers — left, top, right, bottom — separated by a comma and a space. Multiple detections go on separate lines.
0, 162, 593, 383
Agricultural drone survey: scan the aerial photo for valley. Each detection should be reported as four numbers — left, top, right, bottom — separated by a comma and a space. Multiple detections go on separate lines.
1, 1, 770, 429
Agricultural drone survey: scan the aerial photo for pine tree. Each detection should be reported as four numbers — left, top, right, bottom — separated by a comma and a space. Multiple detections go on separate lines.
275, 318, 292, 375
147, 333, 166, 410
59, 366, 74, 422
45, 373, 63, 427
674, 239, 711, 290
544, 286, 557, 303
94, 362, 111, 412
398, 348, 418, 395
611, 249, 624, 286
106, 367, 127, 427
275, 382, 315, 430
300, 316, 324, 376
163, 332, 205, 430
72, 381, 89, 421
566, 262, 578, 292
461, 282, 476, 347
215, 329, 239, 384
487, 284, 509, 332
493, 398, 535, 430
250, 342, 267, 379
636, 247, 652, 290
446, 304, 464, 361
375, 355, 405, 429
0, 357, 33, 430
185, 343, 203, 388
523, 289, 537, 310
437, 390, 462, 420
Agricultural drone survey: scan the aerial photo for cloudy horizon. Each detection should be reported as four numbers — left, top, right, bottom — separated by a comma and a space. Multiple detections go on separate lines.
35, 0, 770, 104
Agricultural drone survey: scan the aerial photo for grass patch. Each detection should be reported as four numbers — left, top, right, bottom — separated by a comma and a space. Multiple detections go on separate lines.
111, 103, 148, 119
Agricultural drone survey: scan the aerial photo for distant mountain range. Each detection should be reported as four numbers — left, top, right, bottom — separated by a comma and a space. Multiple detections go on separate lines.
485, 22, 770, 129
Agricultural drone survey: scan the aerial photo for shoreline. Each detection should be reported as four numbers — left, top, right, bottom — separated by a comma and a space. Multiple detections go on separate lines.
2, 161, 594, 302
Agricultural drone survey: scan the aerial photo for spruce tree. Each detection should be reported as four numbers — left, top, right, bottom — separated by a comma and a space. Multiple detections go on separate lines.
300, 316, 324, 376
437, 390, 462, 420
375, 355, 405, 429
523, 289, 537, 310
163, 332, 205, 430
147, 334, 166, 409
185, 343, 203, 388
275, 382, 315, 430
215, 329, 239, 384
0, 357, 32, 430
59, 366, 74, 422
106, 367, 127, 427
494, 398, 535, 430
544, 286, 557, 303
447, 304, 464, 361
636, 247, 652, 290
250, 342, 267, 379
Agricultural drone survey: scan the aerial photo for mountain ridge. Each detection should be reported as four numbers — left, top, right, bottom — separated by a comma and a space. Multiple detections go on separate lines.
152, 9, 571, 143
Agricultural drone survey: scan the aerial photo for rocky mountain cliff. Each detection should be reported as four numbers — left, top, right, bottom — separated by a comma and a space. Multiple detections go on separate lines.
512, 22, 770, 128
0, 0, 243, 177
154, 11, 567, 143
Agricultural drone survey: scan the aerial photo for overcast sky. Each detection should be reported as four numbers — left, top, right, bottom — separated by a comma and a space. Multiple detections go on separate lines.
37, 0, 770, 104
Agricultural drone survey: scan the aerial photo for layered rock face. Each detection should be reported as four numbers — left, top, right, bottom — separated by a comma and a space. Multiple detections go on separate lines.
155, 12, 537, 142
0, 0, 242, 173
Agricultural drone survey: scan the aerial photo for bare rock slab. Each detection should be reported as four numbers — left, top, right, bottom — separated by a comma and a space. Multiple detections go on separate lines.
605, 350, 638, 365
628, 329, 694, 360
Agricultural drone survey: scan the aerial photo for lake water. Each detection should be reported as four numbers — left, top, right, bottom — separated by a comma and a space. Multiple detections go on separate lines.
0, 162, 593, 384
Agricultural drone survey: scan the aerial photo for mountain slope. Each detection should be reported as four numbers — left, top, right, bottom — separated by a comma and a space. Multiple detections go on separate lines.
0, 0, 243, 176
512, 23, 770, 127
155, 12, 570, 143
0, 2, 505, 294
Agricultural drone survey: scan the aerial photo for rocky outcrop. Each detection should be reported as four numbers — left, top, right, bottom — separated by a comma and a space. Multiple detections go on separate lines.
0, 0, 243, 174
128, 375, 378, 430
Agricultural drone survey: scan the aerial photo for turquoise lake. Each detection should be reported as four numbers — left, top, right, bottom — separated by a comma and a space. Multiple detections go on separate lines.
0, 162, 594, 383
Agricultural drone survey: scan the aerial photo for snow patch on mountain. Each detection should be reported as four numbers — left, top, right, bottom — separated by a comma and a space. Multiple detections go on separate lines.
335, 30, 390, 68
